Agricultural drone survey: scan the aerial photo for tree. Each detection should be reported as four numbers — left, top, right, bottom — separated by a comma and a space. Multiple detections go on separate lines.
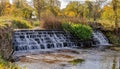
112, 0, 119, 35
0, 0, 11, 16
91, 0, 106, 21
101, 5, 114, 20
12, 0, 27, 8
12, 0, 33, 19
84, 0, 93, 20
63, 1, 83, 17
33, 0, 46, 21
46, 0, 61, 16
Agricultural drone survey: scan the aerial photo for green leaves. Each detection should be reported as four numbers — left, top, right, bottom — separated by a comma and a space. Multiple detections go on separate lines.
12, 18, 33, 29
62, 22, 93, 40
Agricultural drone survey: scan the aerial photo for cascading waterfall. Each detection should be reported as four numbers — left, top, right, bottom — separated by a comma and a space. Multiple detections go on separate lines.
12, 30, 110, 57
13, 30, 79, 56
93, 30, 110, 46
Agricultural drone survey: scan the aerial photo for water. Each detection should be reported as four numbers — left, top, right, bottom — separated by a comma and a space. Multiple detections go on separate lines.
16, 49, 120, 69
13, 30, 115, 69
13, 30, 110, 56
93, 30, 110, 46
13, 30, 79, 56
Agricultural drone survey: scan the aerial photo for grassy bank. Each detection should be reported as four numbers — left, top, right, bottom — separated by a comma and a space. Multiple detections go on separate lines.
0, 56, 20, 69
0, 16, 33, 29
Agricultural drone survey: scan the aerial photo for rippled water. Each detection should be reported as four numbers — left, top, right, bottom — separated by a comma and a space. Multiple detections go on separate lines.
16, 49, 120, 69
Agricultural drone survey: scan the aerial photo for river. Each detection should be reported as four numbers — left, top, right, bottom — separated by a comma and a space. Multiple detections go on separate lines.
15, 48, 120, 69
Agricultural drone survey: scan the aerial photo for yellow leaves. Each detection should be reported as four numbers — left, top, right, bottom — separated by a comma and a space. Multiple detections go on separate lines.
103, 6, 112, 11
98, 20, 115, 31
65, 11, 76, 17
101, 6, 114, 20
41, 9, 53, 16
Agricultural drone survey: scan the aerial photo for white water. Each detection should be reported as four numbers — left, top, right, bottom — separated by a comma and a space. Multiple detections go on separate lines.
13, 30, 110, 56
13, 30, 78, 56
93, 30, 110, 46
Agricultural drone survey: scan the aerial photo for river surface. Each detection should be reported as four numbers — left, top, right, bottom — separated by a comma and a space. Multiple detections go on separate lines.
15, 48, 120, 69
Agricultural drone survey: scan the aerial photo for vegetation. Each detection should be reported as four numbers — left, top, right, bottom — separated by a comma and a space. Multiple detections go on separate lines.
0, 56, 20, 69
106, 32, 120, 46
12, 18, 33, 29
0, 0, 119, 31
0, 17, 33, 29
62, 22, 93, 40
68, 59, 85, 65
40, 15, 62, 30
0, 23, 20, 69
0, 23, 12, 59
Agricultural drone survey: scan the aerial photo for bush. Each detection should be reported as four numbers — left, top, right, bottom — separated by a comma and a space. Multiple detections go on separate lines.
33, 20, 40, 27
62, 22, 93, 40
40, 15, 62, 30
12, 18, 33, 29
0, 56, 20, 69
0, 24, 13, 59
0, 22, 20, 69
106, 32, 120, 46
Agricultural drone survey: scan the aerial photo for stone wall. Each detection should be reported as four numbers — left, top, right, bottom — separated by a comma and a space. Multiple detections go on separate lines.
0, 24, 13, 59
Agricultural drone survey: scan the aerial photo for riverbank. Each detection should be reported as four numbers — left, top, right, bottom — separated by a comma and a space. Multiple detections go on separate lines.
15, 48, 120, 69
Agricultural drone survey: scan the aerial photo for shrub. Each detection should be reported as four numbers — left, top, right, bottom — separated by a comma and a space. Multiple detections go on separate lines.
33, 20, 40, 27
0, 24, 13, 59
106, 32, 120, 46
0, 56, 20, 69
0, 16, 33, 29
12, 18, 33, 29
62, 22, 93, 40
40, 15, 62, 30
0, 23, 20, 69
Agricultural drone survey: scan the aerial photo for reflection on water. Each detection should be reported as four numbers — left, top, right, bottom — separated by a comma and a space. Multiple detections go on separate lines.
16, 49, 120, 69
111, 56, 120, 69
70, 54, 120, 69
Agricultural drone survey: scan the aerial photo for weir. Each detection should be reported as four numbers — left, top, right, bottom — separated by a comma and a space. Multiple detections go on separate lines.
12, 30, 80, 56
12, 30, 110, 57
93, 30, 110, 46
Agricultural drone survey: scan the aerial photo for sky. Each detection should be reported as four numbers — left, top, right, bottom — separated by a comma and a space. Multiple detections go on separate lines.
14, 0, 111, 9
26, 0, 97, 9
59, 0, 111, 9
59, 0, 93, 9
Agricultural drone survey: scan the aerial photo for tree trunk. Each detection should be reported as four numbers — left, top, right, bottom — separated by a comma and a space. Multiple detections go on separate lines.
113, 0, 118, 35
115, 13, 118, 35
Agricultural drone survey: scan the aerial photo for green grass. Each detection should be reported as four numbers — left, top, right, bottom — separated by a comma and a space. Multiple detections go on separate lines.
68, 59, 85, 65
0, 16, 33, 29
0, 56, 20, 69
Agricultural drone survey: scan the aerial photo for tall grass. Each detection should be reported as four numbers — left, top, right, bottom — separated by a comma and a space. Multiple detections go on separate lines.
0, 23, 13, 59
0, 56, 20, 69
40, 15, 62, 30
62, 17, 87, 24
